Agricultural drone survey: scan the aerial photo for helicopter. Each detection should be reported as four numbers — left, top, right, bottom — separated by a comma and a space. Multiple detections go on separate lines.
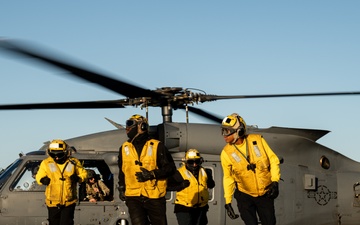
1, 39, 360, 225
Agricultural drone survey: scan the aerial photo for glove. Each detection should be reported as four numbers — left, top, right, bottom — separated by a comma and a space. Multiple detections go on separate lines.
180, 180, 190, 189
174, 180, 190, 191
265, 181, 279, 199
70, 174, 80, 183
205, 168, 212, 177
225, 203, 239, 220
40, 176, 51, 185
135, 167, 155, 182
118, 186, 126, 201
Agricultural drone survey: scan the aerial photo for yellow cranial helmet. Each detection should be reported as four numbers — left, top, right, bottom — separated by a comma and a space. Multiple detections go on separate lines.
221, 113, 247, 137
184, 149, 203, 167
48, 139, 69, 163
185, 149, 201, 160
48, 139, 67, 151
126, 114, 149, 132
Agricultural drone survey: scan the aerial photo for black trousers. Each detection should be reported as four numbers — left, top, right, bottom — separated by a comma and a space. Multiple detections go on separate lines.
234, 190, 276, 225
126, 196, 167, 225
175, 206, 209, 225
47, 203, 76, 225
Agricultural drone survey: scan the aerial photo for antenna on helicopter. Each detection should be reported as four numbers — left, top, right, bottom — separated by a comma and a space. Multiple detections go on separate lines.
105, 117, 124, 129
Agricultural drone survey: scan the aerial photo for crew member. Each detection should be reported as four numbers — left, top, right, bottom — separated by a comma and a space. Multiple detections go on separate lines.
86, 169, 110, 202
36, 139, 87, 225
220, 113, 280, 225
118, 114, 176, 225
167, 149, 215, 225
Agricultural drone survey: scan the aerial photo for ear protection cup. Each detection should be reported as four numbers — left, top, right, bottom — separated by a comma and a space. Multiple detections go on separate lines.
200, 157, 204, 164
236, 115, 246, 137
238, 127, 245, 137
140, 122, 148, 131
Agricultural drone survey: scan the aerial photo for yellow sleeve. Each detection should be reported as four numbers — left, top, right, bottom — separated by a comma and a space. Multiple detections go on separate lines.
261, 137, 281, 182
221, 149, 236, 204
35, 159, 48, 185
74, 159, 88, 183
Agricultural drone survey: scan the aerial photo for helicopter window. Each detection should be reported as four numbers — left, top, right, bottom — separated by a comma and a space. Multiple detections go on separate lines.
78, 159, 114, 202
10, 160, 45, 192
320, 156, 330, 170
204, 166, 215, 202
0, 159, 22, 190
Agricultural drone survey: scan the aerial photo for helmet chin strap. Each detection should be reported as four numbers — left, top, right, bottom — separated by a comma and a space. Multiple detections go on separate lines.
130, 132, 140, 143
231, 129, 246, 144
231, 130, 240, 144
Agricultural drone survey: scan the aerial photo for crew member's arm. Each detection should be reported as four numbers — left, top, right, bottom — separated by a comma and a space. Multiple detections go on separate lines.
74, 158, 88, 183
153, 142, 177, 179
221, 150, 236, 204
117, 146, 125, 187
205, 168, 215, 189
99, 180, 110, 196
117, 146, 127, 201
166, 170, 189, 191
36, 160, 49, 185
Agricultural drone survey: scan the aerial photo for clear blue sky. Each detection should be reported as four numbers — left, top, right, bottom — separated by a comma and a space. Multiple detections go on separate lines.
0, 1, 359, 168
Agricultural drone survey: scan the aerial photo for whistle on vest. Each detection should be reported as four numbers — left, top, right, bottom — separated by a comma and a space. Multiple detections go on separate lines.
247, 163, 256, 172
135, 160, 143, 166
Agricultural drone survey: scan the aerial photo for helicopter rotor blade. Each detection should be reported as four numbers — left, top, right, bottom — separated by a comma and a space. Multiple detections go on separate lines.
0, 100, 127, 110
2, 39, 360, 123
0, 39, 162, 99
199, 91, 360, 102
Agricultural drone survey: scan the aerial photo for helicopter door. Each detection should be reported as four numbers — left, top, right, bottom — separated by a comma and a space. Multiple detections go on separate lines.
1, 160, 47, 224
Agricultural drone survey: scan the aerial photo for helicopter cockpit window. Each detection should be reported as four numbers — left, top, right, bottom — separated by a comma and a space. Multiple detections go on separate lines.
10, 160, 45, 192
0, 159, 22, 190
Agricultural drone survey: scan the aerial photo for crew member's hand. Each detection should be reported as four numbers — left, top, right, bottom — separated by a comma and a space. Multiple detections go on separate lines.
205, 168, 212, 177
181, 180, 190, 189
70, 174, 80, 183
40, 176, 51, 185
118, 186, 126, 201
175, 179, 190, 191
89, 198, 97, 203
224, 203, 239, 220
265, 181, 279, 199
135, 167, 155, 182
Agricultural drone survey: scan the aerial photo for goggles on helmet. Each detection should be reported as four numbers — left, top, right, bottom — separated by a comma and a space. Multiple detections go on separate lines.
221, 127, 237, 136
49, 150, 66, 159
186, 159, 202, 165
126, 119, 137, 128
126, 114, 148, 128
